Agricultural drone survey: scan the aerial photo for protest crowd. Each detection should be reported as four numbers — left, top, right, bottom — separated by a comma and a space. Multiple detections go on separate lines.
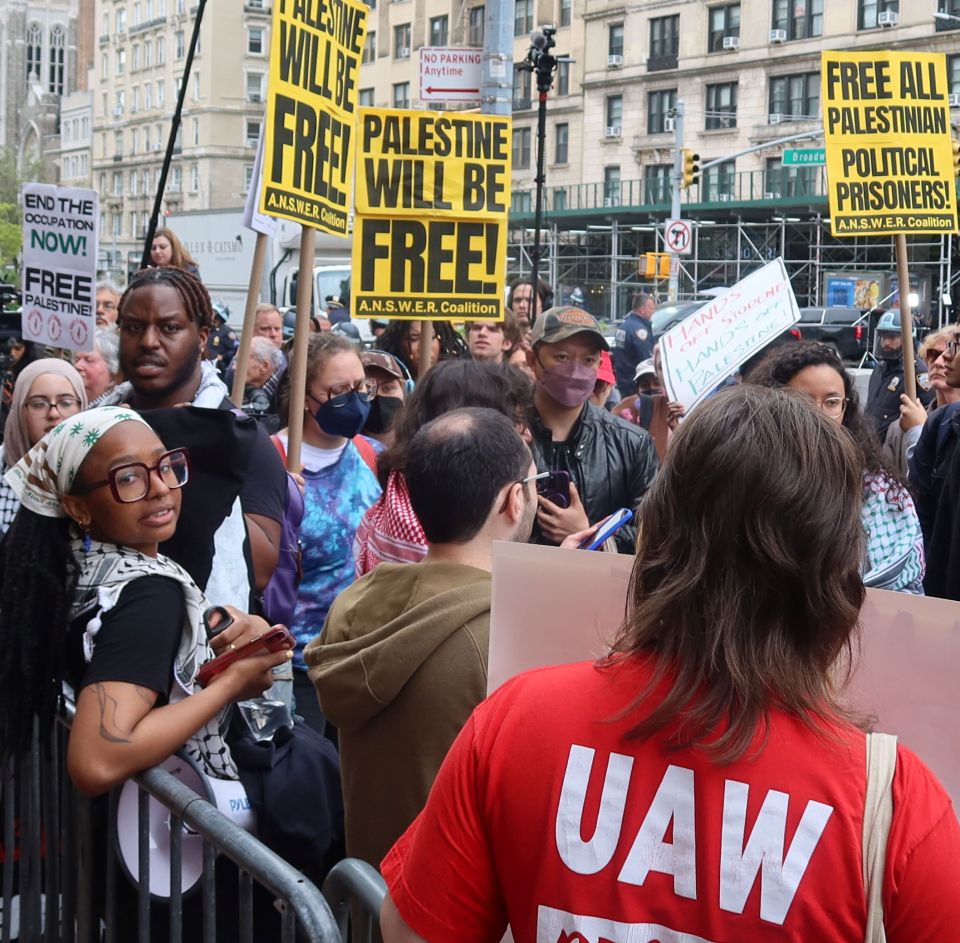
1, 233, 960, 943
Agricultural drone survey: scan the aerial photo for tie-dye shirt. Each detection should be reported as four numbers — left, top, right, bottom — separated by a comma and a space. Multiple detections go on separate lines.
289, 436, 382, 666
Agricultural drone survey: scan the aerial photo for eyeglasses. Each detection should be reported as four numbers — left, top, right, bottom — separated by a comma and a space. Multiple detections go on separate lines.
23, 395, 82, 416
73, 449, 191, 504
307, 378, 378, 404
925, 349, 946, 363
946, 338, 960, 357
498, 471, 550, 513
813, 395, 848, 417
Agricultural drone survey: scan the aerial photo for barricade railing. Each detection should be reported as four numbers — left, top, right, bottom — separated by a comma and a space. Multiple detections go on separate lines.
1, 705, 349, 942
321, 859, 387, 943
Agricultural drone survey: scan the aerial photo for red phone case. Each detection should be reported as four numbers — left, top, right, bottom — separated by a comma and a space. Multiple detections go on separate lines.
196, 626, 295, 688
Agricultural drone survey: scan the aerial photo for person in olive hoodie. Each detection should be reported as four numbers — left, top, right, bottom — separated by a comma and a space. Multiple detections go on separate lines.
305, 408, 594, 868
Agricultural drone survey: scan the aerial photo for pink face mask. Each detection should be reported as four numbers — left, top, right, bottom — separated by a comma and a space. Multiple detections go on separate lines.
537, 358, 598, 408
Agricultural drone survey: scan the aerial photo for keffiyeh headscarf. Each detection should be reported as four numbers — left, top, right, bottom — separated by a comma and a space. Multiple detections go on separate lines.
4, 405, 238, 780
4, 406, 148, 517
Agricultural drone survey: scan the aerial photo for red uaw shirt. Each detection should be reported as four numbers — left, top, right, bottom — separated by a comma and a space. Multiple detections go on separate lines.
382, 657, 960, 943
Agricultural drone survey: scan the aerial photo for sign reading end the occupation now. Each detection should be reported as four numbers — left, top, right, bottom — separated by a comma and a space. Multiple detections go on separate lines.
21, 183, 98, 353
261, 0, 367, 237
822, 51, 958, 237
352, 108, 511, 321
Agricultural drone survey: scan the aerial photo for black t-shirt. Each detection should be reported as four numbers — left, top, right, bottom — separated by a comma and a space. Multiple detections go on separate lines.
232, 401, 287, 523
69, 575, 185, 698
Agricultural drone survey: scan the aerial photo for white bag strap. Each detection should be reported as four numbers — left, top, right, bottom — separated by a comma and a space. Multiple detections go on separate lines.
863, 732, 898, 943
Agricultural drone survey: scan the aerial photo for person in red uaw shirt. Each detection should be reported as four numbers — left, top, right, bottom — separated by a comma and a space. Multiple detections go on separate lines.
379, 384, 960, 943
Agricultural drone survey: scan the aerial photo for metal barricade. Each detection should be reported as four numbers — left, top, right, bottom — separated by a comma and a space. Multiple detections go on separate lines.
1, 711, 348, 942
321, 860, 387, 943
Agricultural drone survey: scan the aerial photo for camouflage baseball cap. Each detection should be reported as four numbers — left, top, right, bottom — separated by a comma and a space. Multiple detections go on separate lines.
530, 305, 609, 350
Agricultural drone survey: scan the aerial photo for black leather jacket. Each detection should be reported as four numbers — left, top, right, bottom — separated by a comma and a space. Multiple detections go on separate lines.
529, 402, 658, 552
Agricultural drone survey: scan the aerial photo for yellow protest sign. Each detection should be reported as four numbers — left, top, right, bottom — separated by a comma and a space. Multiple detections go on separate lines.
822, 51, 958, 237
351, 108, 511, 320
260, 0, 367, 237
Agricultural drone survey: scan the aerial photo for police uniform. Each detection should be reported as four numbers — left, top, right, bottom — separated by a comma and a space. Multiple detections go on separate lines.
206, 320, 239, 374
865, 356, 933, 438
613, 311, 655, 397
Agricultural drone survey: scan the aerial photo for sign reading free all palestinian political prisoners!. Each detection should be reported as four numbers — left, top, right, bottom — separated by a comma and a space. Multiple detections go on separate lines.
351, 108, 511, 321
822, 51, 959, 237
21, 183, 98, 353
260, 0, 368, 237
660, 258, 800, 411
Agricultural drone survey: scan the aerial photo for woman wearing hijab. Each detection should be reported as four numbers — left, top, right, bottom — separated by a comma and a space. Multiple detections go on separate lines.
0, 358, 87, 533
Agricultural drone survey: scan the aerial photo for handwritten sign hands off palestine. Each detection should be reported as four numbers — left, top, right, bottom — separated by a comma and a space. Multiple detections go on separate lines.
822, 51, 959, 237
261, 0, 367, 237
21, 183, 99, 353
659, 259, 800, 412
352, 109, 512, 321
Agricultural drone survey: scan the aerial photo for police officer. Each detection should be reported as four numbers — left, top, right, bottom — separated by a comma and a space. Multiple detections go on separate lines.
865, 310, 932, 438
205, 301, 238, 377
325, 294, 350, 326
614, 291, 656, 397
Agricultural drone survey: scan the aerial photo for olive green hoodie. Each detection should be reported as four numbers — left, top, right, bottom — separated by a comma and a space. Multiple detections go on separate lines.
304, 560, 491, 868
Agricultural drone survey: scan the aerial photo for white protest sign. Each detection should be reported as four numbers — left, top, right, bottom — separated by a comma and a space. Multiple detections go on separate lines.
490, 541, 960, 807
21, 183, 99, 352
419, 47, 483, 103
242, 123, 279, 238
659, 258, 800, 411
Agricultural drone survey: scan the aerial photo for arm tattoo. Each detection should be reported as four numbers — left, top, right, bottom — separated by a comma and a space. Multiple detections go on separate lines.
133, 685, 157, 708
92, 683, 133, 744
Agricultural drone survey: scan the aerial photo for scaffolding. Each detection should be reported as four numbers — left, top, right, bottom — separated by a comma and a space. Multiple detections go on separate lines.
509, 217, 959, 327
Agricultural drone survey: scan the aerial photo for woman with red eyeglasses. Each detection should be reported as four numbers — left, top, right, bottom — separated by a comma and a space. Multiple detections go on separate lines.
0, 406, 289, 795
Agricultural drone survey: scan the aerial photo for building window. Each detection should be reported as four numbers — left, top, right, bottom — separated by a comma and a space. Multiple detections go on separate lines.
514, 0, 533, 37
647, 88, 677, 134
554, 122, 568, 163
145, 41, 153, 67
948, 55, 960, 93
132, 128, 139, 154
157, 37, 166, 65
363, 31, 376, 63
116, 8, 127, 32
393, 82, 410, 108
553, 188, 567, 211
394, 24, 411, 58
193, 70, 200, 99
557, 60, 570, 95
158, 125, 165, 150
708, 4, 740, 52
769, 72, 820, 121
643, 164, 671, 203
605, 95, 622, 131
469, 6, 485, 45
114, 90, 125, 115
559, 0, 571, 27
604, 166, 621, 204
512, 127, 531, 169
359, 87, 374, 106
101, 54, 109, 81
764, 157, 818, 197
513, 66, 531, 109
48, 25, 66, 94
608, 23, 624, 57
246, 72, 264, 102
705, 82, 737, 129
113, 171, 123, 196
26, 23, 42, 83
192, 117, 199, 145
144, 82, 152, 109
430, 15, 448, 46
132, 86, 140, 112
704, 159, 735, 200
157, 79, 165, 106
649, 15, 679, 69
244, 164, 255, 193
112, 214, 122, 239
116, 49, 126, 75
133, 1, 141, 27
170, 166, 182, 192
129, 212, 138, 238
771, 0, 822, 40
246, 119, 261, 147
248, 28, 264, 54
190, 164, 199, 192
858, 0, 898, 29
936, 0, 960, 31
175, 30, 185, 59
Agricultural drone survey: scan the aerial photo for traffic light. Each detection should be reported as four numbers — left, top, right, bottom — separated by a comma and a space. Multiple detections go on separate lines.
682, 148, 700, 189
643, 252, 672, 279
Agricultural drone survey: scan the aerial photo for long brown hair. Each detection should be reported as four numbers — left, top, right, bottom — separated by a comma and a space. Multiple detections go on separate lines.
153, 227, 197, 270
612, 385, 867, 762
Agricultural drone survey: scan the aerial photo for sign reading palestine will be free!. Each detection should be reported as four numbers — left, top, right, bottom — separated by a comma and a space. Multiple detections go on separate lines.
261, 0, 368, 237
822, 51, 959, 237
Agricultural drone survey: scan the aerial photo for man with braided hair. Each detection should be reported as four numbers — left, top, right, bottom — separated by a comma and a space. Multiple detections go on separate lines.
101, 267, 287, 612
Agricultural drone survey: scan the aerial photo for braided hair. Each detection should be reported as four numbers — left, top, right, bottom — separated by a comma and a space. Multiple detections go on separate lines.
375, 320, 468, 378
0, 509, 76, 757
118, 266, 214, 332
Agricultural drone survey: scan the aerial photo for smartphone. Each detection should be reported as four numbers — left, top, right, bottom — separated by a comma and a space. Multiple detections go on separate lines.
578, 508, 634, 551
196, 625, 295, 688
537, 470, 571, 509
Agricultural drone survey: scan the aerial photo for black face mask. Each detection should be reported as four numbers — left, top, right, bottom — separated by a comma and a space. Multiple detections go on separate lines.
363, 395, 403, 435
